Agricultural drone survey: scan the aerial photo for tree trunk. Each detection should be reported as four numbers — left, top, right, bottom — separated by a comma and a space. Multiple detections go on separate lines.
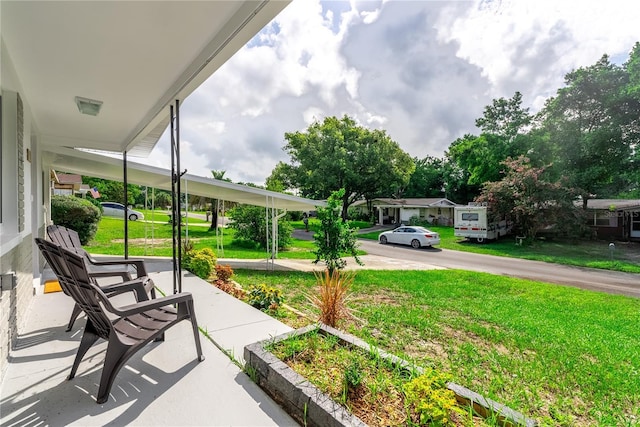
341, 194, 349, 221
209, 199, 219, 231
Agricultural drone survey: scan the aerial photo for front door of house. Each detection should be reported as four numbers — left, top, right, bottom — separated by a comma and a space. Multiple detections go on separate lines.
631, 211, 640, 238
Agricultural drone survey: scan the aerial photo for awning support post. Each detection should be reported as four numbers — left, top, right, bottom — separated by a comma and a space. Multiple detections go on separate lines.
170, 100, 184, 294
123, 151, 128, 259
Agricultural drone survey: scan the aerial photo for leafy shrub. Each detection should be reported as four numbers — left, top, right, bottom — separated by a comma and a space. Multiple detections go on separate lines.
215, 264, 234, 282
312, 189, 362, 274
51, 195, 101, 244
228, 204, 293, 249
347, 206, 371, 222
408, 215, 432, 227
213, 280, 246, 299
403, 369, 462, 426
230, 238, 260, 249
183, 248, 217, 280
307, 269, 356, 327
246, 284, 283, 311
286, 211, 304, 221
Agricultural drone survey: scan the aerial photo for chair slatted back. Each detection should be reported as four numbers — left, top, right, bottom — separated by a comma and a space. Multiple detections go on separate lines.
35, 238, 112, 339
47, 225, 88, 256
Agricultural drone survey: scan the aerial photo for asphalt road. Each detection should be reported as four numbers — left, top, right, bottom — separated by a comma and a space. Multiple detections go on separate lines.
357, 239, 640, 298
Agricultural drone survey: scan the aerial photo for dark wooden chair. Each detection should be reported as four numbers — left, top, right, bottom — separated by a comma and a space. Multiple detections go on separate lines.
47, 224, 148, 281
46, 225, 157, 330
35, 238, 205, 404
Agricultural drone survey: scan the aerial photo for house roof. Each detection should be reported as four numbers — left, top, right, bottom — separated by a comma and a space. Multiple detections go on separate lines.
353, 198, 459, 208
55, 174, 82, 185
47, 146, 324, 211
584, 199, 640, 210
2, 1, 289, 157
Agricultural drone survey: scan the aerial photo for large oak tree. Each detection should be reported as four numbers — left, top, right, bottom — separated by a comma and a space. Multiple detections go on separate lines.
269, 115, 414, 219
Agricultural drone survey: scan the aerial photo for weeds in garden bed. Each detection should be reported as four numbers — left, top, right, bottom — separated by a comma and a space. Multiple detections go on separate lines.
268, 330, 482, 426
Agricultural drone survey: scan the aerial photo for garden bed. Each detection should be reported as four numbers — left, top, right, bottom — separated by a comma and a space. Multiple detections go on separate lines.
244, 323, 537, 427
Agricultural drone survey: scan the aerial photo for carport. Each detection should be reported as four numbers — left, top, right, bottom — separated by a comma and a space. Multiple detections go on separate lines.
45, 145, 325, 290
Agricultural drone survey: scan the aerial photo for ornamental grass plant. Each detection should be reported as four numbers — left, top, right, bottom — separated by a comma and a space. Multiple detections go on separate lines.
307, 269, 357, 327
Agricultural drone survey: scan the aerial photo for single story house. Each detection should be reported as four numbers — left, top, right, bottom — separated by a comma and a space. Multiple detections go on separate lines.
584, 199, 640, 241
51, 172, 91, 197
352, 198, 459, 226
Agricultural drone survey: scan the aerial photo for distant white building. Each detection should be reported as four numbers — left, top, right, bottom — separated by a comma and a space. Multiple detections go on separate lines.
352, 198, 460, 226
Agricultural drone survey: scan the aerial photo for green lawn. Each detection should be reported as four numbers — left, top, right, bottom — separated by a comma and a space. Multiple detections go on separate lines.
234, 268, 640, 426
359, 225, 640, 273
87, 217, 317, 259
137, 209, 211, 224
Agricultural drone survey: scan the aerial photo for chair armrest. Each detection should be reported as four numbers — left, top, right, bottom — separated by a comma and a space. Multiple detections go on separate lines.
86, 258, 148, 277
99, 278, 152, 301
109, 292, 194, 317
89, 270, 133, 282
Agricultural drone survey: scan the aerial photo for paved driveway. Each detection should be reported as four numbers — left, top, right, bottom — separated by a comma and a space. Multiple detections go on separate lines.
357, 239, 640, 298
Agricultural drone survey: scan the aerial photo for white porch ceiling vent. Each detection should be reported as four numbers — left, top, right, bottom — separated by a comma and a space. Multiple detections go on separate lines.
74, 96, 103, 116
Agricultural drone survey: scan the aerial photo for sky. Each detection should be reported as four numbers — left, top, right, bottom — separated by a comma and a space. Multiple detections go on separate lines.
146, 0, 640, 186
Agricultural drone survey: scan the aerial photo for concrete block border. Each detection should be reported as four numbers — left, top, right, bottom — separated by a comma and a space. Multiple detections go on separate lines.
244, 323, 537, 427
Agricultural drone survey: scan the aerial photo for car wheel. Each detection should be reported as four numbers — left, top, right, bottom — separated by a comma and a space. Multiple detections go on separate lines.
476, 237, 484, 243
128, 214, 138, 221
411, 239, 421, 249
380, 235, 388, 244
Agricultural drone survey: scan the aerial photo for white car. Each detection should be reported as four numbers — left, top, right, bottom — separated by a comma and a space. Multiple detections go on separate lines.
379, 226, 440, 248
100, 202, 144, 221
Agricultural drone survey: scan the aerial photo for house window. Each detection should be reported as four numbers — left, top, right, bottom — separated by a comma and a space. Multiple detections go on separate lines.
593, 211, 618, 227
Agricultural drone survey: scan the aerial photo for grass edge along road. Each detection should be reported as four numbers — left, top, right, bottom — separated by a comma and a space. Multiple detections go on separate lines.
358, 225, 640, 274
234, 268, 640, 427
91, 215, 640, 274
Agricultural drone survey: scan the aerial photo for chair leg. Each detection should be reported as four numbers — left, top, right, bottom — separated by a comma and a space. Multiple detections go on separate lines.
66, 304, 83, 332
188, 301, 205, 362
96, 337, 131, 404
69, 321, 99, 380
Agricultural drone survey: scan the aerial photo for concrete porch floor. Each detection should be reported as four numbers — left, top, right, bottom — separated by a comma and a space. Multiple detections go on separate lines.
0, 260, 298, 426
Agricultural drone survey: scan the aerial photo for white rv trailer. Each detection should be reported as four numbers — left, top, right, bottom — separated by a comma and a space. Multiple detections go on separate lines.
454, 204, 512, 242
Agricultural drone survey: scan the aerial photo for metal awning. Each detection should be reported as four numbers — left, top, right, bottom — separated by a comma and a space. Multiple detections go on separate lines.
44, 145, 324, 211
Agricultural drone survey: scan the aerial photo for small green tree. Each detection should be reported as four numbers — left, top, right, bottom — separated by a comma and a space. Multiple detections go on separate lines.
312, 189, 362, 274
51, 195, 101, 244
228, 204, 292, 249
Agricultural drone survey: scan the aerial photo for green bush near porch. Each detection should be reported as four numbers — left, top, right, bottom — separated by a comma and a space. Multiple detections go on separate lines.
51, 195, 101, 244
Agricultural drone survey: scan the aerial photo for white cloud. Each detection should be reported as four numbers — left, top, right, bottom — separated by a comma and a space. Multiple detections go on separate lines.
435, 0, 640, 105
150, 0, 640, 186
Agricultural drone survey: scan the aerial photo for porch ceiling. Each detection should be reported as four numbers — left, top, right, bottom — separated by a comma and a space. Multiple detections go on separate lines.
1, 1, 289, 157
45, 146, 324, 211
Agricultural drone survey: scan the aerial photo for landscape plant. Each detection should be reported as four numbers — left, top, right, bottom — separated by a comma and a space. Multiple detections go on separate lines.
246, 283, 284, 311
312, 188, 362, 274
211, 264, 246, 299
307, 268, 356, 328
228, 204, 293, 249
403, 369, 462, 426
214, 264, 234, 282
183, 247, 217, 280
51, 195, 101, 244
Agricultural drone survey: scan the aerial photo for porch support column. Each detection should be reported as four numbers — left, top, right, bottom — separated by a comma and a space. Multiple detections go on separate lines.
123, 151, 128, 259
170, 101, 183, 294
